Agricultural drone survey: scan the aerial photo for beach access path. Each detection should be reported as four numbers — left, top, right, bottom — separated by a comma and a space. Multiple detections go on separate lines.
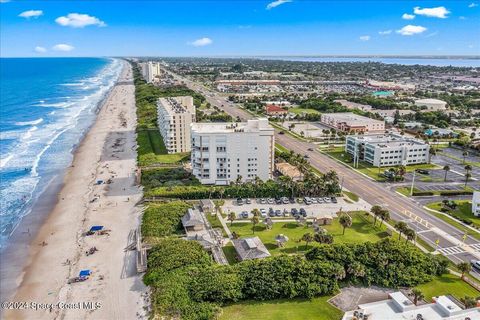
3, 61, 147, 320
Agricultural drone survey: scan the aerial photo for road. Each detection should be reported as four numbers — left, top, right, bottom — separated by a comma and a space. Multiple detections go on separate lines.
164, 67, 480, 273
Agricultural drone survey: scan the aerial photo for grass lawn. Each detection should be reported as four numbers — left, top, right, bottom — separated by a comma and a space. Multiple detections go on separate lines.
426, 201, 479, 228
288, 107, 321, 115
220, 296, 342, 320
222, 243, 238, 265
137, 130, 190, 166
415, 273, 480, 301
275, 143, 290, 153
206, 213, 228, 237
228, 212, 390, 255
343, 191, 359, 202
323, 149, 438, 181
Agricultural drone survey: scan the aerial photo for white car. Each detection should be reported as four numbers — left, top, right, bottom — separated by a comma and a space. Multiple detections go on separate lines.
260, 208, 267, 218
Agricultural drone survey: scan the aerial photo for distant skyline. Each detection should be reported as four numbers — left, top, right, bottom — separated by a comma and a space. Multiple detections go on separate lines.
1, 1, 479, 57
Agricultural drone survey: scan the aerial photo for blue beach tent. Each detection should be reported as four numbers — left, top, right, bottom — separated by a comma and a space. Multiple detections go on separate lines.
89, 226, 104, 232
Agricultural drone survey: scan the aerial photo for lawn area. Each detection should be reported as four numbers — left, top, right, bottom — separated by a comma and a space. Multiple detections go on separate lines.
220, 296, 342, 320
415, 273, 480, 301
222, 243, 238, 265
275, 143, 290, 153
288, 107, 321, 115
228, 212, 390, 255
137, 130, 190, 166
426, 201, 479, 228
323, 148, 438, 182
343, 191, 359, 202
206, 213, 228, 237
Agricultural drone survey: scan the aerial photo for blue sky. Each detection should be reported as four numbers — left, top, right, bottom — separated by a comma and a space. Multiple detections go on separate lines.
1, 1, 479, 57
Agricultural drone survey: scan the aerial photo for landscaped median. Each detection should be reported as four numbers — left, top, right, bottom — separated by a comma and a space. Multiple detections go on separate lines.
426, 200, 479, 228
423, 205, 480, 241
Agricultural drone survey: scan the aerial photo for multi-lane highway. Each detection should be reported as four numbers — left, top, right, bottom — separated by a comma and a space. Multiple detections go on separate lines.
164, 67, 480, 271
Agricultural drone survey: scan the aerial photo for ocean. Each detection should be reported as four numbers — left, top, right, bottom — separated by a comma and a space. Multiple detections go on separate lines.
0, 57, 122, 247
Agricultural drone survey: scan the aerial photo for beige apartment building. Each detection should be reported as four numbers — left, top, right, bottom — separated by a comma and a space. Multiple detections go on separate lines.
321, 112, 385, 133
157, 96, 196, 153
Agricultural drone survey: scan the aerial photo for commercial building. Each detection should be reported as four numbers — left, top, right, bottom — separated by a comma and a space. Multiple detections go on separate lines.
265, 104, 288, 116
334, 99, 373, 112
321, 112, 385, 134
342, 291, 480, 320
157, 96, 196, 153
140, 61, 162, 83
190, 118, 274, 185
473, 191, 480, 217
415, 98, 447, 111
345, 133, 430, 167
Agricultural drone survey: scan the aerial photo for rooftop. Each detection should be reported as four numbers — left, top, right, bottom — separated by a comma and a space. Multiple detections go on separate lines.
323, 112, 384, 124
181, 208, 204, 227
191, 118, 273, 134
232, 236, 271, 261
349, 133, 427, 147
158, 96, 194, 114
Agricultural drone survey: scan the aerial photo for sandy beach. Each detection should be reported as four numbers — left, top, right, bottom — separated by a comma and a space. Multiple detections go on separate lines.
2, 61, 147, 320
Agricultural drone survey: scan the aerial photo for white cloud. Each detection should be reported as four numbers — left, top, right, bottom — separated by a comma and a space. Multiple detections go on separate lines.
55, 13, 106, 28
0, 0, 11, 3
266, 0, 292, 10
402, 13, 415, 20
359, 35, 370, 41
378, 30, 392, 35
468, 3, 478, 8
189, 37, 213, 47
52, 44, 74, 52
34, 46, 47, 53
19, 10, 43, 18
413, 6, 450, 18
396, 25, 427, 36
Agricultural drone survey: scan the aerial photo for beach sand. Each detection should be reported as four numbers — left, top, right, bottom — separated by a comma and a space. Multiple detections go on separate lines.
2, 61, 147, 319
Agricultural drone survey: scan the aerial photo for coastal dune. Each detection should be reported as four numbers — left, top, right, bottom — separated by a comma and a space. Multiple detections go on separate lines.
3, 61, 147, 319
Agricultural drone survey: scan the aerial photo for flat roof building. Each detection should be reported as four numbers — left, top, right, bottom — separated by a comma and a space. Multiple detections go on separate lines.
346, 133, 430, 167
321, 112, 385, 134
415, 98, 447, 111
140, 61, 162, 83
342, 291, 480, 320
157, 96, 196, 154
191, 118, 274, 185
473, 191, 480, 217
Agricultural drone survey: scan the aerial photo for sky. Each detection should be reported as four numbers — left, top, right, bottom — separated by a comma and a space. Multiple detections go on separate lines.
1, 0, 479, 57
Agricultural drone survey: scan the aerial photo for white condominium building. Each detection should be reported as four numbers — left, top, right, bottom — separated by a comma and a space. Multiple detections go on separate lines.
191, 118, 274, 185
157, 96, 196, 154
141, 61, 162, 83
473, 191, 480, 217
321, 112, 385, 133
345, 133, 430, 167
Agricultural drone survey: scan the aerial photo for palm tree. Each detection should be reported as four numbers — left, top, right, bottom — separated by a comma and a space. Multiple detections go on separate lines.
339, 214, 352, 235
465, 164, 473, 174
379, 210, 390, 227
227, 212, 236, 226
251, 215, 259, 234
465, 173, 472, 188
460, 296, 477, 308
251, 208, 260, 217
394, 221, 408, 240
301, 232, 313, 250
411, 289, 424, 305
370, 205, 383, 226
404, 228, 415, 244
443, 165, 450, 182
457, 262, 472, 279
428, 148, 437, 163
462, 150, 468, 164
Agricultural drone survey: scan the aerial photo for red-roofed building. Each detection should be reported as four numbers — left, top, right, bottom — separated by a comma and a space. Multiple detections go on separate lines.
265, 105, 288, 116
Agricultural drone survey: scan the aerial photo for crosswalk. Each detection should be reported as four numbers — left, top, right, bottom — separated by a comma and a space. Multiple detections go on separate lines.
437, 246, 465, 255
470, 244, 480, 252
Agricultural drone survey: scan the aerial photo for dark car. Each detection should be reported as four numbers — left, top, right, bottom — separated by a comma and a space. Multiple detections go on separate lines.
299, 208, 307, 217
237, 198, 244, 205
291, 208, 299, 216
304, 154, 310, 158
307, 148, 313, 151
275, 198, 282, 204
279, 131, 285, 135
289, 197, 296, 204
275, 210, 282, 217
416, 169, 429, 175
269, 208, 275, 217
331, 197, 337, 203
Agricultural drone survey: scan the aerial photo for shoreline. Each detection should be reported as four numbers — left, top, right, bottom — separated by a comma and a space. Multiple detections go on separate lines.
2, 60, 147, 319
0, 62, 120, 302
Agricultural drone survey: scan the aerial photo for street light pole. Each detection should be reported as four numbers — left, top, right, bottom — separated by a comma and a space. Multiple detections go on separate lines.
410, 170, 416, 196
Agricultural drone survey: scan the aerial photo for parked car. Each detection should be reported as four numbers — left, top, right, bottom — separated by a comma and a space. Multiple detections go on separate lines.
323, 197, 331, 203
260, 208, 267, 218
291, 208, 299, 216
311, 198, 318, 204
289, 198, 296, 204
275, 198, 282, 204
331, 197, 337, 203
269, 208, 275, 217
267, 198, 275, 204
299, 208, 307, 217
317, 197, 324, 203
245, 198, 251, 204
416, 169, 429, 175
282, 197, 289, 204
237, 198, 244, 206
304, 155, 310, 159
303, 197, 312, 205
241, 211, 249, 219
471, 260, 480, 271
275, 209, 282, 217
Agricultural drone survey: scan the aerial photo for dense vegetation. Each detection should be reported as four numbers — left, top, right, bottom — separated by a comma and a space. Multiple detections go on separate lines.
142, 167, 200, 189
142, 201, 192, 238
144, 238, 448, 320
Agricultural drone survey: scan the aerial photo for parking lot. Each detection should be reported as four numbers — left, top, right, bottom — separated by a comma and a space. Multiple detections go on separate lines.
221, 197, 369, 220
415, 184, 468, 192
431, 148, 479, 180
403, 169, 465, 183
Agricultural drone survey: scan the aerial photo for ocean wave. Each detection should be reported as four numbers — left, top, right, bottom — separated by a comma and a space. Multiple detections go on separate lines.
0, 155, 14, 168
33, 101, 74, 108
14, 118, 43, 126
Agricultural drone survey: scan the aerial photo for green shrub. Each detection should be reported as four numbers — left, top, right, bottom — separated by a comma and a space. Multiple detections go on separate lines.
142, 201, 191, 237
